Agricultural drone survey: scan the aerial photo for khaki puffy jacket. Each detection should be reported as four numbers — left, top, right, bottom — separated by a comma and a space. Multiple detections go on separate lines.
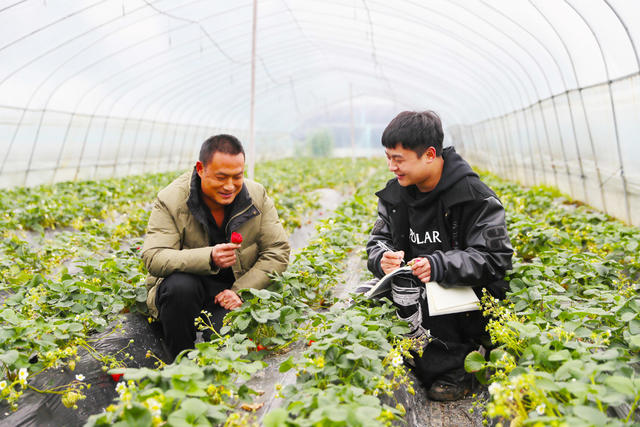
142, 170, 290, 318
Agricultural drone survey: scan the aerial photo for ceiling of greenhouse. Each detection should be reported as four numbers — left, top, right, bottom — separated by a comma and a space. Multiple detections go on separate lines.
1, 0, 639, 133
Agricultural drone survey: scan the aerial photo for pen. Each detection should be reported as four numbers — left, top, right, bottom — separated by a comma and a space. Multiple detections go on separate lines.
376, 240, 406, 266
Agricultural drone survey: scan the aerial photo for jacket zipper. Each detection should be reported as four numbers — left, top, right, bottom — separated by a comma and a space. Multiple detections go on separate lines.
225, 202, 255, 235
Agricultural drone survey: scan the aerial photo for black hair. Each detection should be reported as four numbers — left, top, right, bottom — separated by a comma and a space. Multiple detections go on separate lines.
199, 134, 245, 165
381, 110, 443, 157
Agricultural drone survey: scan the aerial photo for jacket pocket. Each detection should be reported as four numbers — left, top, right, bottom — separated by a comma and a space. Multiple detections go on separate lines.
237, 242, 258, 273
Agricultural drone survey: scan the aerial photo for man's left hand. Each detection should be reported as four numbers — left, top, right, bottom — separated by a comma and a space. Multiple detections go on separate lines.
214, 289, 243, 310
410, 257, 431, 283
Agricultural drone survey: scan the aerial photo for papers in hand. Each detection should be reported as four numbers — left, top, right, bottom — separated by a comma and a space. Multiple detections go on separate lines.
363, 266, 413, 299
362, 266, 480, 316
425, 281, 480, 316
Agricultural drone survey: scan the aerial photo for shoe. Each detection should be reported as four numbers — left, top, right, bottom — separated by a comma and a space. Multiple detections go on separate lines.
427, 378, 471, 401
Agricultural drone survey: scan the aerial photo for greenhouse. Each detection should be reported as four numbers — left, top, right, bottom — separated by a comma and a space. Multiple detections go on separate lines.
0, 1, 639, 426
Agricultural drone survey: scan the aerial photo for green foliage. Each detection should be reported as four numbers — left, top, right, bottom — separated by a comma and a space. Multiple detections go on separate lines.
255, 157, 378, 231
4, 161, 639, 426
465, 175, 640, 426
309, 129, 334, 157
294, 129, 334, 157
0, 158, 383, 415
86, 160, 413, 426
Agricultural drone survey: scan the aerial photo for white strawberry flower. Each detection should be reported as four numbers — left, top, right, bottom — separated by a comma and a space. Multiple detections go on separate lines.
115, 382, 127, 394
146, 398, 162, 416
488, 382, 501, 395
391, 354, 403, 368
18, 368, 28, 384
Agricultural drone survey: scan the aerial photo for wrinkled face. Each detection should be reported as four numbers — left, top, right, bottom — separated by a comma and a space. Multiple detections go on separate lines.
385, 143, 435, 188
196, 152, 245, 209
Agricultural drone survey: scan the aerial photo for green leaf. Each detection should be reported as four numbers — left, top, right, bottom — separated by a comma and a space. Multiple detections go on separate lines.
597, 392, 627, 405
555, 359, 583, 380
67, 322, 84, 332
605, 376, 635, 395
0, 349, 19, 365
263, 408, 289, 427
327, 406, 348, 422
489, 349, 506, 364
535, 376, 560, 391
1, 309, 20, 325
168, 398, 211, 427
627, 334, 640, 350
592, 349, 619, 361
121, 403, 152, 425
572, 405, 608, 425
508, 321, 539, 338
279, 356, 295, 373
621, 311, 637, 322
548, 350, 570, 361
464, 351, 486, 372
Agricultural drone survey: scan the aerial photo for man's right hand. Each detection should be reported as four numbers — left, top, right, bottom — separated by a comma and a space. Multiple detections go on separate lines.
211, 243, 241, 268
380, 250, 405, 275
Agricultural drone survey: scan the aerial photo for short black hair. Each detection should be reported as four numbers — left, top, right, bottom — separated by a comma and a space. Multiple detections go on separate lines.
381, 110, 443, 157
199, 134, 245, 165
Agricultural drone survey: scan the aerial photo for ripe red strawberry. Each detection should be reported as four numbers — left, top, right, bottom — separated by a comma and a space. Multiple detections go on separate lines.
256, 344, 266, 351
110, 373, 124, 381
231, 232, 243, 244
308, 340, 315, 346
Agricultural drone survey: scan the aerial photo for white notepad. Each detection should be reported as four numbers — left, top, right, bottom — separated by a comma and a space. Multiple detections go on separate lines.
425, 281, 480, 316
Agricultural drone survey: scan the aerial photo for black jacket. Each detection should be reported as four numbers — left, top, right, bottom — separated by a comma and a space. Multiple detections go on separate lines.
366, 147, 513, 298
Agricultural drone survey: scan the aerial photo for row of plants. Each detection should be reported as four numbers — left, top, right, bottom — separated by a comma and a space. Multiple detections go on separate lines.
5, 156, 637, 425
1, 157, 379, 234
86, 165, 419, 426
255, 157, 379, 230
0, 158, 380, 413
466, 179, 640, 426
0, 158, 377, 289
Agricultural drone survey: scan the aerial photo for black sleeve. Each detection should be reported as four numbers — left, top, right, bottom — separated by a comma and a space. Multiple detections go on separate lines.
366, 199, 395, 278
426, 196, 513, 287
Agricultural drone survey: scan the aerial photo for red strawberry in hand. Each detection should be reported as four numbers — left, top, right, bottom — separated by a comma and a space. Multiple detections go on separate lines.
231, 232, 243, 244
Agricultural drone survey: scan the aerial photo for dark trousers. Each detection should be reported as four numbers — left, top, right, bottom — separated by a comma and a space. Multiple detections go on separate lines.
412, 306, 489, 386
392, 276, 490, 386
156, 272, 231, 360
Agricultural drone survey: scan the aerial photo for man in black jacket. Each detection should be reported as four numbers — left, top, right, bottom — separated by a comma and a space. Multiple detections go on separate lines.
365, 110, 513, 401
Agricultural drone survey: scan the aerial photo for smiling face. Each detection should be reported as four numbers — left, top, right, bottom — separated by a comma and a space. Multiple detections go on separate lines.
385, 143, 442, 192
196, 151, 245, 210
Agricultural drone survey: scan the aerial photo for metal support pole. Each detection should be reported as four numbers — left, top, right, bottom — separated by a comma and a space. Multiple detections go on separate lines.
248, 0, 257, 179
349, 83, 355, 160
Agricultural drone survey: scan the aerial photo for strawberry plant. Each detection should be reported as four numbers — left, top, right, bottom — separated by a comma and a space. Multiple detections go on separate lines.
0, 158, 384, 418
465, 175, 640, 426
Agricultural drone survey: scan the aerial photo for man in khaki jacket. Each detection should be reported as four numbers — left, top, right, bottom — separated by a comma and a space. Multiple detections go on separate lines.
142, 134, 290, 359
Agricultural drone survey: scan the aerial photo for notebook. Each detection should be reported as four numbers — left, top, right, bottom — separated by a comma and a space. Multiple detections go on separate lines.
425, 281, 480, 316
363, 266, 480, 316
